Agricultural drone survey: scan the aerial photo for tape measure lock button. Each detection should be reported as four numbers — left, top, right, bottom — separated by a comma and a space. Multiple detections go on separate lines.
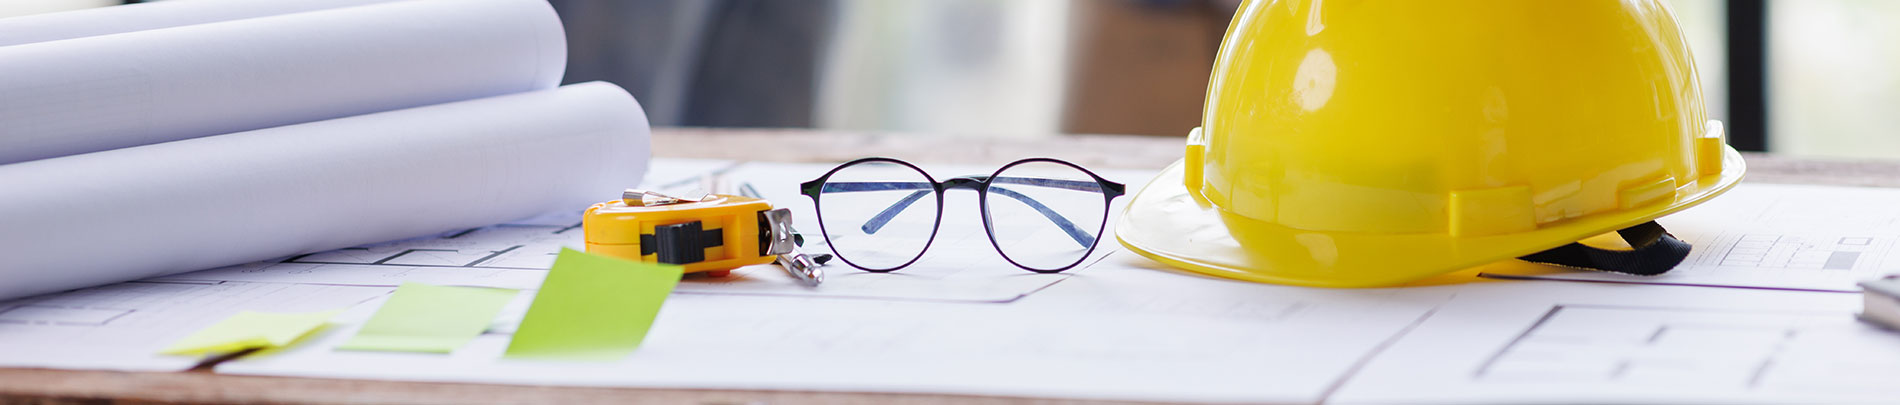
643, 221, 723, 265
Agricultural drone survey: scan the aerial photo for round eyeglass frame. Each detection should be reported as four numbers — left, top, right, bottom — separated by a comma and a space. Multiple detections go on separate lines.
797, 157, 1127, 274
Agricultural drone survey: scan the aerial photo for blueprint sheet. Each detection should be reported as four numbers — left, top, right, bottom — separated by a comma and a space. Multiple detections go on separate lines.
0, 281, 389, 371
130, 159, 1454, 402
214, 254, 1454, 404
1330, 281, 1896, 404
1481, 183, 1900, 292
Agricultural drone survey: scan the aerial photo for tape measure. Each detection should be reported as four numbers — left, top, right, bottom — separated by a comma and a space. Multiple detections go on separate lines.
582, 189, 824, 286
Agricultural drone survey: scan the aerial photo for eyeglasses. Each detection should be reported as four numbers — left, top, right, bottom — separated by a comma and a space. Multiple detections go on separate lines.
799, 157, 1126, 273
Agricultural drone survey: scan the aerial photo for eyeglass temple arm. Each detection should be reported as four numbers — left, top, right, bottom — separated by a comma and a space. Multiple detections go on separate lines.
823, 178, 1097, 247
985, 177, 1117, 247
985, 185, 1094, 247
811, 182, 932, 236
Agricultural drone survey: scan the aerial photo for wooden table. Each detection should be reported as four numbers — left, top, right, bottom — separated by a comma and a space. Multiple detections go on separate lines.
5, 128, 1895, 405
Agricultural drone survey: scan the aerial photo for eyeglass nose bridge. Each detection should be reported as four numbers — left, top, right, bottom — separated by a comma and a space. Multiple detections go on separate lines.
941, 176, 988, 191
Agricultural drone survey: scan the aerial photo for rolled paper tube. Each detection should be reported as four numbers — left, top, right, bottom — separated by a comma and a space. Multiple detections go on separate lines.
0, 0, 567, 164
0, 82, 650, 300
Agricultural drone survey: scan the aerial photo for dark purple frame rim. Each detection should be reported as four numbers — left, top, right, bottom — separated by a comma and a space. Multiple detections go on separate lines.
799, 157, 944, 272
798, 156, 1127, 274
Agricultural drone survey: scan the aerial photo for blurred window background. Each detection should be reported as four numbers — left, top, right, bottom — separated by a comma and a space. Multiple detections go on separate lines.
5, 0, 1897, 157
1768, 0, 1900, 158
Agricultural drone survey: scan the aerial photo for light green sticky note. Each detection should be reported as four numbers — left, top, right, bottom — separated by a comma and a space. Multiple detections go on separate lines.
336, 282, 518, 353
504, 248, 683, 361
160, 309, 341, 355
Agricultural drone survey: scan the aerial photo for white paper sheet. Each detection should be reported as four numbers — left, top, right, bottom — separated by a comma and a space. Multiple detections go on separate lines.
0, 0, 398, 47
0, 280, 391, 371
0, 82, 649, 300
213, 254, 1453, 403
162, 161, 1158, 303
1330, 281, 1895, 404
1482, 183, 1900, 292
0, 0, 566, 164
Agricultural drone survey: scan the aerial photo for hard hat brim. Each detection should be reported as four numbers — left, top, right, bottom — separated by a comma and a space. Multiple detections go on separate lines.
1115, 147, 1746, 288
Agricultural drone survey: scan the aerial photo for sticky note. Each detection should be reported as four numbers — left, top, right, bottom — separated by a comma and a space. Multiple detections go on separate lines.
160, 310, 340, 355
504, 248, 682, 361
336, 282, 518, 353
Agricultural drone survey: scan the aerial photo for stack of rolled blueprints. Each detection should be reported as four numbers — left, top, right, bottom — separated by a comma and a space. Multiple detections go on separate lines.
0, 0, 650, 300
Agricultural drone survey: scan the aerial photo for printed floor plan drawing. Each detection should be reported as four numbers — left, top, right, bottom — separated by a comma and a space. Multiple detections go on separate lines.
1711, 234, 1877, 270
282, 222, 583, 270
1478, 305, 1900, 392
212, 267, 1455, 404
0, 281, 390, 371
1329, 283, 1891, 404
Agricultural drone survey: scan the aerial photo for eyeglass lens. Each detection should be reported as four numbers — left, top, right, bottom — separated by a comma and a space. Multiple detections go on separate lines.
983, 160, 1108, 271
813, 160, 940, 271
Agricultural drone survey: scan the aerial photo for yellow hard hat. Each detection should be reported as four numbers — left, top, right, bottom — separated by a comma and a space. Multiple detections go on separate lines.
1117, 0, 1745, 287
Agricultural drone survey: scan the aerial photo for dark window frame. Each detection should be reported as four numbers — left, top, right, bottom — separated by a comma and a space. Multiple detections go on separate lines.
1726, 0, 1769, 152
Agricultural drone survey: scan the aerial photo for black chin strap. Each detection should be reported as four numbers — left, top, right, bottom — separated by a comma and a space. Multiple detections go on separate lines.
1516, 221, 1689, 276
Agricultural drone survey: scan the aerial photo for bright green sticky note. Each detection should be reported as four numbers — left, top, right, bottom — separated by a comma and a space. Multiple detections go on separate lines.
504, 248, 683, 361
335, 282, 518, 353
160, 309, 340, 355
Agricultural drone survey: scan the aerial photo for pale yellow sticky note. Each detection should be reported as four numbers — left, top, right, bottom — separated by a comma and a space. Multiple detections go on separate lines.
336, 282, 518, 353
160, 310, 340, 355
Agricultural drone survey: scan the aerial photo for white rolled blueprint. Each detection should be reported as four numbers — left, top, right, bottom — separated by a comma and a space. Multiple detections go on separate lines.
0, 82, 650, 300
0, 0, 400, 46
0, 0, 567, 165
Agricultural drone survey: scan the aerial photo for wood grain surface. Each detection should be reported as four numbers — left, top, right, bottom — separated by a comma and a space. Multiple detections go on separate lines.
4, 128, 1894, 405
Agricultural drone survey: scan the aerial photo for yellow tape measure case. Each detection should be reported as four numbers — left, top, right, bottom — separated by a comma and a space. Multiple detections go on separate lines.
581, 195, 778, 274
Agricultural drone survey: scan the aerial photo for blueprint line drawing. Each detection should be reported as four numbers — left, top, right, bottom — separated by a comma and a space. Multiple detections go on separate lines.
0, 280, 393, 371
0, 304, 135, 326
1473, 304, 1900, 393
1325, 282, 1899, 404
1695, 232, 1889, 271
280, 222, 580, 270
210, 267, 1454, 404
